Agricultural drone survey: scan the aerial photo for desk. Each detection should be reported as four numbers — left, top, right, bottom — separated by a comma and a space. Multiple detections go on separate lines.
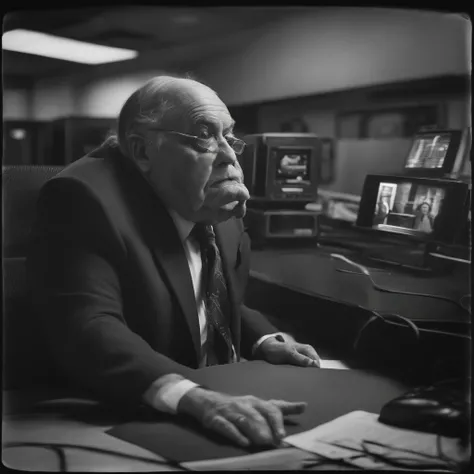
3, 362, 410, 471
249, 246, 470, 325
246, 245, 471, 384
2, 388, 179, 471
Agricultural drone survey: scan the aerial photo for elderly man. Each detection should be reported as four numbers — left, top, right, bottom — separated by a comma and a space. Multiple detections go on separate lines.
28, 75, 320, 448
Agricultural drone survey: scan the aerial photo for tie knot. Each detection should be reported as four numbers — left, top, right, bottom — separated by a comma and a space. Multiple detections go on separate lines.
191, 223, 216, 249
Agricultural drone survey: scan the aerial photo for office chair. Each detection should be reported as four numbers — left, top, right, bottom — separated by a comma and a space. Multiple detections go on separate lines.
2, 165, 63, 390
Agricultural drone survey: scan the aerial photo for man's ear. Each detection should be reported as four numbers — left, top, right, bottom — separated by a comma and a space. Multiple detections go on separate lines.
130, 136, 151, 173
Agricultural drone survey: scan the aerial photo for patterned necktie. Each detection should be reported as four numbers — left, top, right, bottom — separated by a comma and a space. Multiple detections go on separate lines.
191, 223, 233, 365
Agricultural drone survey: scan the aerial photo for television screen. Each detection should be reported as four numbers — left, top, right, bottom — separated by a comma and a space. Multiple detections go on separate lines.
405, 133, 452, 169
275, 148, 311, 183
358, 174, 470, 244
372, 181, 446, 235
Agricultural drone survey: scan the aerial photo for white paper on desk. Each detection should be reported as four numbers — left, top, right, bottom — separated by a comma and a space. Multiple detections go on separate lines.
319, 359, 350, 370
284, 410, 469, 469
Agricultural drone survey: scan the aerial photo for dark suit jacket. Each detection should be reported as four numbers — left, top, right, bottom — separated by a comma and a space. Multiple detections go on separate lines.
27, 144, 278, 406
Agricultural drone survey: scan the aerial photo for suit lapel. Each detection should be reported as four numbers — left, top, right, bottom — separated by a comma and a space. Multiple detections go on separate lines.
114, 154, 201, 364
215, 219, 242, 361
149, 218, 202, 364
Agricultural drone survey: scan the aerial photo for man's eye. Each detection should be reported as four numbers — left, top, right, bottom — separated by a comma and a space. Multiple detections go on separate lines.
197, 128, 212, 139
225, 134, 237, 143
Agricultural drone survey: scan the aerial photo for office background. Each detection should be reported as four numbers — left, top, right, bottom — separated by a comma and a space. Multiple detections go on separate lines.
3, 7, 471, 197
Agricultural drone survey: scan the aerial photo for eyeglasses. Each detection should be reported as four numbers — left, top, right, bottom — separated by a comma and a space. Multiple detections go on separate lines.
150, 128, 246, 155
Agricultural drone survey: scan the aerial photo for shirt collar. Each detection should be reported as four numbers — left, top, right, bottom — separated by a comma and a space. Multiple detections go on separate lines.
168, 209, 195, 243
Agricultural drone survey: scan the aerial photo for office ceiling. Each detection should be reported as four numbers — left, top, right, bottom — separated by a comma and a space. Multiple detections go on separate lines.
3, 7, 291, 86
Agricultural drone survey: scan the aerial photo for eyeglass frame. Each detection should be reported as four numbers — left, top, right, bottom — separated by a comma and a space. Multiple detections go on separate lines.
148, 127, 246, 155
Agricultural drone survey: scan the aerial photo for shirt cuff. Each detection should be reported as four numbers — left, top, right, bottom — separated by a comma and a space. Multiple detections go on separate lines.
143, 374, 200, 414
251, 332, 288, 357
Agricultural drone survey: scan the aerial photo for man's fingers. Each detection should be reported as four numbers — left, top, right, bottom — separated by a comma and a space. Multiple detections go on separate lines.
286, 348, 318, 367
269, 400, 307, 416
207, 415, 250, 447
199, 392, 307, 449
231, 407, 274, 446
255, 401, 286, 441
296, 344, 321, 367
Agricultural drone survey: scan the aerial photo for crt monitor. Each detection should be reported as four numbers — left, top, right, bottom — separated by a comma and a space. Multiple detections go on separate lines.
239, 133, 320, 202
356, 174, 470, 244
403, 129, 463, 177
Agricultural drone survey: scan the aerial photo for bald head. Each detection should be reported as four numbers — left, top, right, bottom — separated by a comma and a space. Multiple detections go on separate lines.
115, 74, 248, 224
117, 75, 219, 157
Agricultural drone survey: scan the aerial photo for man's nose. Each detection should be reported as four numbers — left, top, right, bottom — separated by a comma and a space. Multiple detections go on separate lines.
215, 140, 238, 166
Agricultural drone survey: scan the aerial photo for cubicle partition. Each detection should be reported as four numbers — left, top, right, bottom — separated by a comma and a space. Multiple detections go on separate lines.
320, 138, 413, 196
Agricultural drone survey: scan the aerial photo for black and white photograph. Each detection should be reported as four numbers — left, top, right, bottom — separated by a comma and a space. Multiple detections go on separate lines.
2, 6, 471, 472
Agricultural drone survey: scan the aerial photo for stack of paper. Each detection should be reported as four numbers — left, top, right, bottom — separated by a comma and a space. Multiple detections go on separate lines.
283, 410, 470, 470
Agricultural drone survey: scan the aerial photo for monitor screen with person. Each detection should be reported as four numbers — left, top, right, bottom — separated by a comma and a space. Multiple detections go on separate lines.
357, 174, 470, 244
372, 181, 445, 235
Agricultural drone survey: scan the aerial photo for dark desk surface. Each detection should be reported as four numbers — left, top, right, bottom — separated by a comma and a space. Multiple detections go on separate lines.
3, 362, 410, 470
249, 244, 470, 325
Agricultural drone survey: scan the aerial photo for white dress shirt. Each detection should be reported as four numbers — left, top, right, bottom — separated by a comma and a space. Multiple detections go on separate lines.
142, 210, 283, 413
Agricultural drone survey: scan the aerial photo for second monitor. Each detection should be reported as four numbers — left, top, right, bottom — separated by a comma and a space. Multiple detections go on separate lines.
403, 129, 466, 178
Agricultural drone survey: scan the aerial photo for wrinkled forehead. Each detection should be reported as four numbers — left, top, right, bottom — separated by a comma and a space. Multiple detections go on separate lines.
163, 81, 233, 131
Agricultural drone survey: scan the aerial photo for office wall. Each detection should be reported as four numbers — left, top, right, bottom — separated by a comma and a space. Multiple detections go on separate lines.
73, 71, 167, 117
323, 139, 413, 195
258, 98, 470, 136
6, 7, 470, 120
3, 89, 30, 120
447, 99, 471, 129
193, 8, 470, 105
31, 78, 75, 121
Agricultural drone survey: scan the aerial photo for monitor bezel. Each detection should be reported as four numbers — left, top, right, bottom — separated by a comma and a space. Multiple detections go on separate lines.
403, 129, 463, 177
356, 174, 470, 244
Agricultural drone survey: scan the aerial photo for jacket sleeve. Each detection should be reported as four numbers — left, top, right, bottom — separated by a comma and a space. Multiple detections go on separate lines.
27, 177, 196, 407
234, 223, 279, 358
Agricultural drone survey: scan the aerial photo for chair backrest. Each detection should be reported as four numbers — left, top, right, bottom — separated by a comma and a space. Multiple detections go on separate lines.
2, 165, 63, 390
3, 165, 64, 257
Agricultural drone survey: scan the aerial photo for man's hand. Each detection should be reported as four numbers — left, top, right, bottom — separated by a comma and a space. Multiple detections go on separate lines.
178, 387, 306, 447
257, 335, 321, 368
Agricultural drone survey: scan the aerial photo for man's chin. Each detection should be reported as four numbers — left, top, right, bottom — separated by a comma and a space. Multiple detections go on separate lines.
198, 201, 247, 223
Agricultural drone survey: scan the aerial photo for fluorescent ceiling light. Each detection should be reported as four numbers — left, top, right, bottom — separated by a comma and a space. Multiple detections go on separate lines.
2, 29, 138, 65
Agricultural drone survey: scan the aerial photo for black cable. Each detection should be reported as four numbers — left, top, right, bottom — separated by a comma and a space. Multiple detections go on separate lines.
353, 311, 421, 351
340, 270, 472, 314
49, 445, 68, 472
375, 311, 471, 339
3, 442, 191, 471
331, 253, 470, 313
353, 309, 471, 354
459, 294, 472, 312
301, 455, 366, 470
9, 444, 69, 471
302, 438, 457, 471
361, 439, 457, 471
436, 435, 464, 472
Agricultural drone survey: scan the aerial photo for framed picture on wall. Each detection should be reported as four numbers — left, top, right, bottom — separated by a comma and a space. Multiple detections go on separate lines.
336, 104, 446, 139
